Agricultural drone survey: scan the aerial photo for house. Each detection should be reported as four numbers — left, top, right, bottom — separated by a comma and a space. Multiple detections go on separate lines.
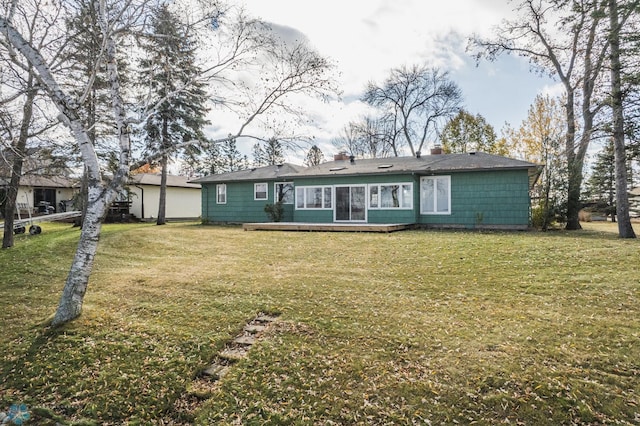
0, 149, 78, 217
0, 175, 78, 217
127, 173, 201, 220
190, 151, 541, 230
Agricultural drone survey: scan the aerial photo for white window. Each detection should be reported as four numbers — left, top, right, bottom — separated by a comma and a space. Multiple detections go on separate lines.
216, 184, 226, 204
274, 182, 294, 204
254, 183, 268, 200
420, 176, 451, 214
295, 186, 332, 209
368, 183, 413, 209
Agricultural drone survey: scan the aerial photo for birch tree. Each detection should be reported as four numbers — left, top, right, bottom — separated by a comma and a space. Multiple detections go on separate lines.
1, 0, 336, 325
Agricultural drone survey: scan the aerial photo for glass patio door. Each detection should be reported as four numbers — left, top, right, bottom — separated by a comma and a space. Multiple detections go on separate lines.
335, 186, 366, 222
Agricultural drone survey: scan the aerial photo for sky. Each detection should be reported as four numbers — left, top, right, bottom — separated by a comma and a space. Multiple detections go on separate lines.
227, 0, 562, 163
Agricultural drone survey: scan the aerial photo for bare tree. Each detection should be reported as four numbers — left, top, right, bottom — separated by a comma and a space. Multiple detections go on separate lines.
470, 0, 622, 231
1, 0, 337, 325
303, 144, 324, 166
362, 64, 462, 157
332, 115, 396, 158
0, 0, 61, 248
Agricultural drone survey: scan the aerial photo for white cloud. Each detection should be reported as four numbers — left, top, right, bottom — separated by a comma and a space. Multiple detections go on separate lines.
203, 0, 555, 163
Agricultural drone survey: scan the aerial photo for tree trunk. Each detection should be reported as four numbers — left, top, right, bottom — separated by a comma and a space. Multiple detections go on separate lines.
156, 116, 169, 225
2, 74, 36, 249
2, 168, 20, 249
51, 20, 132, 325
51, 181, 106, 325
609, 0, 636, 238
157, 154, 168, 225
563, 89, 583, 230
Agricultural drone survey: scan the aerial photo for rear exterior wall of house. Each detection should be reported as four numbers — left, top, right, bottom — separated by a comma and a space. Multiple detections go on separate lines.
200, 169, 531, 229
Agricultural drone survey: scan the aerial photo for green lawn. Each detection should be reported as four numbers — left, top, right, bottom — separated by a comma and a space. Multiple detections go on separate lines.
1, 222, 639, 425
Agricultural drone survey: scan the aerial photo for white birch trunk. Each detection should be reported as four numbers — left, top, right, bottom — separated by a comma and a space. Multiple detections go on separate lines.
1, 7, 130, 325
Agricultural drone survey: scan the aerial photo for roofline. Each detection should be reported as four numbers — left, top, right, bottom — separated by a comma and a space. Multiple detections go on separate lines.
285, 165, 539, 180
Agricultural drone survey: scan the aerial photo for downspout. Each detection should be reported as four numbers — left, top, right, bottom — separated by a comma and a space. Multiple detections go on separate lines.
134, 185, 144, 219
203, 185, 208, 222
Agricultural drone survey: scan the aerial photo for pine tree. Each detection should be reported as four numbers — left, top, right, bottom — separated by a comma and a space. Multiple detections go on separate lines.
587, 140, 617, 221
138, 4, 209, 225
264, 138, 285, 165
252, 143, 267, 167
220, 137, 247, 172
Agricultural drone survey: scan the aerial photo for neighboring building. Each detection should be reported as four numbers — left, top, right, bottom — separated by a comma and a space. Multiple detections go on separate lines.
0, 149, 78, 217
0, 176, 78, 217
191, 151, 541, 230
128, 173, 201, 220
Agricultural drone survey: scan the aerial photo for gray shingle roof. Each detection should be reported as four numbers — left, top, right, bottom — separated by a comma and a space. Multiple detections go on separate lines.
189, 153, 542, 186
130, 173, 201, 188
189, 163, 304, 183
294, 152, 538, 177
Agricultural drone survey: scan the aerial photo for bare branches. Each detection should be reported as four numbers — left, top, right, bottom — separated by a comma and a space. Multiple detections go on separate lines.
363, 64, 462, 156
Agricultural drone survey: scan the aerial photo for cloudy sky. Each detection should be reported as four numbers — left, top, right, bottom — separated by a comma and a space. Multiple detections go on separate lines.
231, 0, 561, 162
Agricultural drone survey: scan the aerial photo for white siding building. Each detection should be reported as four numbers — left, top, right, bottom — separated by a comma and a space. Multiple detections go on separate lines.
128, 174, 201, 221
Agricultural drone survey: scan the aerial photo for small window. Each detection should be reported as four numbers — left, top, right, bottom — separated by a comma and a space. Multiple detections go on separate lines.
216, 184, 226, 204
254, 183, 268, 200
275, 182, 294, 204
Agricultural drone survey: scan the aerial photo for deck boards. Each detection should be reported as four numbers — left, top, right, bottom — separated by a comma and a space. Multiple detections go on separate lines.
243, 222, 413, 233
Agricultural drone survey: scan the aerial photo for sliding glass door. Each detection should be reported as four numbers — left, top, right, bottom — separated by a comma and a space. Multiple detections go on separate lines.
334, 186, 366, 222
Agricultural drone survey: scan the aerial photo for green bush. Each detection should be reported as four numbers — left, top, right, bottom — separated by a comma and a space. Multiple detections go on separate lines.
264, 202, 283, 222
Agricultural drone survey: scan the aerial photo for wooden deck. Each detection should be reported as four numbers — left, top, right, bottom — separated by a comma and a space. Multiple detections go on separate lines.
243, 222, 414, 233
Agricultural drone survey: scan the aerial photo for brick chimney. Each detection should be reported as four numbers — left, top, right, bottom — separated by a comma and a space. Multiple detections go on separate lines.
333, 152, 350, 161
430, 145, 443, 155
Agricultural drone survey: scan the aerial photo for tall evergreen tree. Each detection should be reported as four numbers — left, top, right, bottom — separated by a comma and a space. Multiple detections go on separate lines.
138, 4, 209, 225
181, 139, 222, 177
219, 137, 248, 172
263, 138, 285, 165
586, 140, 616, 220
251, 142, 267, 167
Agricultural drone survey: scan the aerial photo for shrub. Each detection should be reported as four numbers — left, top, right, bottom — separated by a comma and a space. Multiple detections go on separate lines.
264, 202, 284, 222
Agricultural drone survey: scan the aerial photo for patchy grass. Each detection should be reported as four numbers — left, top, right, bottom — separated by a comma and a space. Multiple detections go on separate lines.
0, 221, 639, 424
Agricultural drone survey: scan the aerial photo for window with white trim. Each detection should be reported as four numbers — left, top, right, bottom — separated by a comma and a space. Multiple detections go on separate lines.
274, 182, 294, 204
216, 184, 226, 204
254, 182, 268, 200
369, 183, 413, 209
420, 176, 451, 214
295, 186, 332, 209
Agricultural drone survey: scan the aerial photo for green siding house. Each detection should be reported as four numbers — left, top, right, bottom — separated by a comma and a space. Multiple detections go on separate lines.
191, 152, 541, 230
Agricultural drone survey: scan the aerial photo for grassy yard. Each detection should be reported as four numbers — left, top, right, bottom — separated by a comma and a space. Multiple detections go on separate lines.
0, 221, 639, 425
